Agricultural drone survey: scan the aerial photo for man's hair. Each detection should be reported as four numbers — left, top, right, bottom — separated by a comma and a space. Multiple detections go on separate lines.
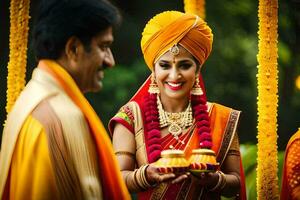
32, 0, 121, 60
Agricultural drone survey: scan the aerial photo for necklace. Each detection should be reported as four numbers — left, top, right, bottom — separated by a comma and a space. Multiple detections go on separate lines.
157, 96, 193, 139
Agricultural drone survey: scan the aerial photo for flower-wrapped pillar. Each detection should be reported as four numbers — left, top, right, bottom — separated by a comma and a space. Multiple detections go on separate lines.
6, 0, 30, 114
256, 0, 279, 199
183, 0, 205, 20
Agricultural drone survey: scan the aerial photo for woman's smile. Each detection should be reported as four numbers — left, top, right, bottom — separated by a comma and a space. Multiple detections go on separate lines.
165, 81, 184, 91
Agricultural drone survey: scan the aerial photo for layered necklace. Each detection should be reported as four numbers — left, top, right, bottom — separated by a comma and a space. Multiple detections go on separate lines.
143, 93, 212, 163
157, 96, 193, 140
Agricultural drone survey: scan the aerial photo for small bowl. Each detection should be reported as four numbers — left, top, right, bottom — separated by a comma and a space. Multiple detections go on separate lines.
189, 149, 219, 173
154, 149, 189, 174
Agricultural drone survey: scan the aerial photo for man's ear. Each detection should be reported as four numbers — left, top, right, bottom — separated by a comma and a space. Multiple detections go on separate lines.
64, 36, 83, 62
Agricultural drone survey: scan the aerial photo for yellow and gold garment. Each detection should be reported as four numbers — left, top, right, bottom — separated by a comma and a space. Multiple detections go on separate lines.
1, 66, 102, 200
10, 115, 58, 200
0, 60, 130, 200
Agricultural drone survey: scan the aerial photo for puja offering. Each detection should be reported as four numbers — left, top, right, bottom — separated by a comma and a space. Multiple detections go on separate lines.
154, 149, 189, 174
189, 149, 219, 174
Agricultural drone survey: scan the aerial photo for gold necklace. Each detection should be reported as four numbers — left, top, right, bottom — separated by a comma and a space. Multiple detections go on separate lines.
157, 96, 193, 139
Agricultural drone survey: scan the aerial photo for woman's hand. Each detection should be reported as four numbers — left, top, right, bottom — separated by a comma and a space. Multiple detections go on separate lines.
191, 171, 219, 189
171, 172, 191, 184
145, 164, 190, 185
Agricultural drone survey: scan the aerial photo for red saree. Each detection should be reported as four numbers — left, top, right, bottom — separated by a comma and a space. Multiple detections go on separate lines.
109, 76, 246, 199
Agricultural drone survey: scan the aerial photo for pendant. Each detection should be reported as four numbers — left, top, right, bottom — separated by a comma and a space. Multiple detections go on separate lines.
168, 123, 182, 137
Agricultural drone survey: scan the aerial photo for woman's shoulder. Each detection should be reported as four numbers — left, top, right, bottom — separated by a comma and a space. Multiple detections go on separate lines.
109, 101, 142, 135
208, 102, 241, 124
208, 102, 241, 113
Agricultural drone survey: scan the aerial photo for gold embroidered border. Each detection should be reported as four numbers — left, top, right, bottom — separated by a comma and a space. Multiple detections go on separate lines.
176, 179, 192, 200
150, 183, 169, 200
216, 109, 240, 165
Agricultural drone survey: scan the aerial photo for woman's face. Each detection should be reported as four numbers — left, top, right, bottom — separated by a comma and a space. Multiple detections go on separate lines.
154, 45, 199, 101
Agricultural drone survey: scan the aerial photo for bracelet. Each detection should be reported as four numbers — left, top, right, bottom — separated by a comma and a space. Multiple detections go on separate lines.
115, 151, 135, 159
208, 171, 226, 192
143, 164, 157, 187
125, 169, 141, 191
219, 172, 227, 191
134, 164, 157, 190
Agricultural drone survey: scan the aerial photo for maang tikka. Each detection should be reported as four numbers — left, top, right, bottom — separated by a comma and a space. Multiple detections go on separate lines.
148, 73, 160, 94
191, 77, 203, 95
170, 44, 180, 56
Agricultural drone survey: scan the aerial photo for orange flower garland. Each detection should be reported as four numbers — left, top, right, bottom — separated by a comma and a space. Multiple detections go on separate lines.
183, 0, 206, 19
6, 0, 30, 113
256, 0, 279, 199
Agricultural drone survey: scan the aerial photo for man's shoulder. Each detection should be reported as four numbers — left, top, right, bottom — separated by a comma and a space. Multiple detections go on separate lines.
47, 93, 85, 120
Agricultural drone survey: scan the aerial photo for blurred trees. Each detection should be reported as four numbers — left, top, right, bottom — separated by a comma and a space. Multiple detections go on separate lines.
0, 0, 299, 150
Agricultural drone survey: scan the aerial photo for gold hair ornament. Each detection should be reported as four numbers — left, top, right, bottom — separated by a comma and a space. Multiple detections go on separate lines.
170, 44, 180, 56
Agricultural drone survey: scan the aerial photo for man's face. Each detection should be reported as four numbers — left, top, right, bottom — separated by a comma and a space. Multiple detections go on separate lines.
73, 27, 115, 93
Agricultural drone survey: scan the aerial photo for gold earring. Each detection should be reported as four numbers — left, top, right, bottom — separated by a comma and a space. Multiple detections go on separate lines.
148, 73, 160, 94
191, 78, 203, 95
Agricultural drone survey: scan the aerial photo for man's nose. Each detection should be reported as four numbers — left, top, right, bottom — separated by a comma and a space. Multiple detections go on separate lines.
104, 48, 115, 68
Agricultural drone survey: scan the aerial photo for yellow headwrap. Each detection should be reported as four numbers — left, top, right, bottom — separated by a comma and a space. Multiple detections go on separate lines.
141, 11, 213, 70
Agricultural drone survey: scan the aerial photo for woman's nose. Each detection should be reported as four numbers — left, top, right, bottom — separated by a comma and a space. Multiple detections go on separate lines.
169, 67, 180, 79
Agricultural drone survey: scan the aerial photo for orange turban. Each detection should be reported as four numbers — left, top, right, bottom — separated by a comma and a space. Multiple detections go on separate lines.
141, 11, 213, 70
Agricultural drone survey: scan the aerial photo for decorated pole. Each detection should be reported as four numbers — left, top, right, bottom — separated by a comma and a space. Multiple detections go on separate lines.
6, 0, 30, 114
183, 0, 205, 20
256, 0, 279, 199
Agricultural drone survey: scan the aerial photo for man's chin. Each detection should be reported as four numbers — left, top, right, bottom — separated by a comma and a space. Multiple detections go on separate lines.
82, 84, 102, 93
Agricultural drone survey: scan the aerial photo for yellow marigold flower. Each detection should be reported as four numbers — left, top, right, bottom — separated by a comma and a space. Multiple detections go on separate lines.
6, 0, 30, 113
183, 0, 206, 19
256, 0, 279, 199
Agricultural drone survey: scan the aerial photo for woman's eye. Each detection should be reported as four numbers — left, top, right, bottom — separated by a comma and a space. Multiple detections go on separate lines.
159, 63, 170, 69
180, 63, 192, 69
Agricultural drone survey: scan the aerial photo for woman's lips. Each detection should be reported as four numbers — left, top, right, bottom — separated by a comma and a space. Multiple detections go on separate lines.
165, 82, 183, 91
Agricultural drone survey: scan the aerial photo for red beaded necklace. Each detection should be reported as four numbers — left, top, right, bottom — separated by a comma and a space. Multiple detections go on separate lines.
143, 93, 212, 163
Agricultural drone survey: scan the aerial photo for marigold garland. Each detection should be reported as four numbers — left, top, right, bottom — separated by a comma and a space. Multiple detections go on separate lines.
256, 0, 279, 199
6, 0, 30, 114
183, 0, 206, 19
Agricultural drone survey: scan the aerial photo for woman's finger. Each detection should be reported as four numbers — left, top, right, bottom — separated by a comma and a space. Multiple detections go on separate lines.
171, 173, 190, 184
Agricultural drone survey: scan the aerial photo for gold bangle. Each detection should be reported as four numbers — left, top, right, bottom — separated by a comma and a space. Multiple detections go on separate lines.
208, 171, 224, 192
115, 151, 135, 159
134, 168, 145, 190
142, 164, 157, 188
219, 172, 227, 191
127, 170, 140, 191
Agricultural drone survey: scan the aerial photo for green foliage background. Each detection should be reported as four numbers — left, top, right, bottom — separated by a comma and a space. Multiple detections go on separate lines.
85, 0, 300, 149
1, 0, 299, 147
